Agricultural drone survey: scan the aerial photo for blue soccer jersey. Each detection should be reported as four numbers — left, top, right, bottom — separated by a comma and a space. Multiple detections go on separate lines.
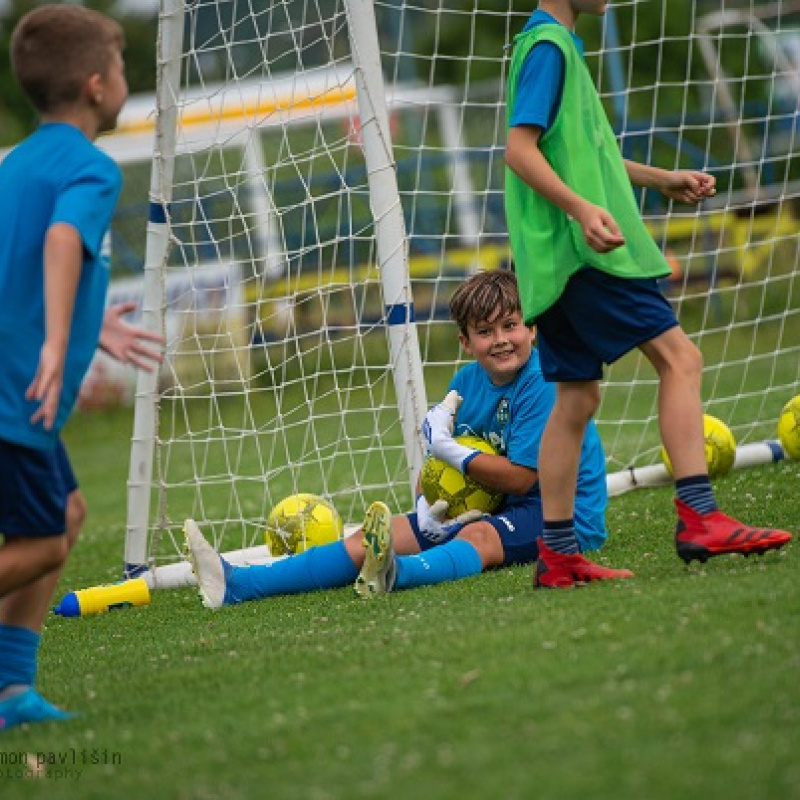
449, 349, 608, 552
0, 123, 122, 449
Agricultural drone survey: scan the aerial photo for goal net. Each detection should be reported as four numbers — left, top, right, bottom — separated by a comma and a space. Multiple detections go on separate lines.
114, 0, 800, 586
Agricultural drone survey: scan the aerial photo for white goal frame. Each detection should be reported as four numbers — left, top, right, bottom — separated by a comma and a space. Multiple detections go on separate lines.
111, 0, 799, 588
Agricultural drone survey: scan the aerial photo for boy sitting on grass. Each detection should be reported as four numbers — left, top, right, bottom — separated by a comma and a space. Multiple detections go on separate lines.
185, 269, 618, 606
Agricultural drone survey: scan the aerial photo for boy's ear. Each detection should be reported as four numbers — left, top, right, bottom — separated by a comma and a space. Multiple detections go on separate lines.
85, 73, 105, 105
458, 332, 473, 355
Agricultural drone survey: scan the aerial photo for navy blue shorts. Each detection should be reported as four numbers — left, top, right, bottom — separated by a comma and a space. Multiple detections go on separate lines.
0, 439, 77, 538
408, 500, 543, 566
535, 267, 679, 382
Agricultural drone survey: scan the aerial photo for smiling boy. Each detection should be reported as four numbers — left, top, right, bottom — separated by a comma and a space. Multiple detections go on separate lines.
185, 270, 613, 605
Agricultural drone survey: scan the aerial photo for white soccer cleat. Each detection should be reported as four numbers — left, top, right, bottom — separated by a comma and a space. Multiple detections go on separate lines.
184, 518, 228, 609
353, 501, 396, 598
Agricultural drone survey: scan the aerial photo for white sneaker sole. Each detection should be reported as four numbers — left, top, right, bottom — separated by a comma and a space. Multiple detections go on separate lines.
354, 502, 395, 598
184, 518, 226, 609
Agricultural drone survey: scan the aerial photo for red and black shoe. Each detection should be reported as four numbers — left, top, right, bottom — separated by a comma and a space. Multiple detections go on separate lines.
533, 538, 635, 588
675, 499, 793, 564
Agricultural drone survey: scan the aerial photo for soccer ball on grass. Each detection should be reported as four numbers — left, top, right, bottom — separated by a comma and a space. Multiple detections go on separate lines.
661, 414, 736, 479
420, 435, 504, 518
266, 493, 344, 556
777, 394, 800, 460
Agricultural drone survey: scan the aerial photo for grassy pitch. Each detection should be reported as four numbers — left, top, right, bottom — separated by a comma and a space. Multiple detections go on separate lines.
1, 407, 798, 800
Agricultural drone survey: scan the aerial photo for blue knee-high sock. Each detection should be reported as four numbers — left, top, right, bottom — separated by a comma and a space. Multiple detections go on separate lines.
394, 539, 483, 591
228, 539, 359, 601
0, 624, 39, 692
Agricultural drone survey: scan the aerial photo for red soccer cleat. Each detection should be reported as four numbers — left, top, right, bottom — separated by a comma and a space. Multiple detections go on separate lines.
674, 499, 793, 564
533, 538, 635, 588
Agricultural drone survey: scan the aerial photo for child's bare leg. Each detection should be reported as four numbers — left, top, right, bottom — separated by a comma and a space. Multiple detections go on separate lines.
538, 380, 600, 520
0, 537, 68, 600
640, 327, 792, 561
0, 491, 84, 727
639, 326, 706, 479
534, 380, 634, 586
0, 490, 84, 632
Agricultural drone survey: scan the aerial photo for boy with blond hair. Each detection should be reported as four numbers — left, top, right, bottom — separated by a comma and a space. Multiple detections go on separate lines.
0, 5, 162, 729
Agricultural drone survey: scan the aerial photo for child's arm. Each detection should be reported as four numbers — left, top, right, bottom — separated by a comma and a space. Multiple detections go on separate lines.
423, 390, 537, 496
624, 159, 716, 204
26, 223, 82, 430
99, 301, 164, 371
465, 453, 537, 497
505, 125, 626, 253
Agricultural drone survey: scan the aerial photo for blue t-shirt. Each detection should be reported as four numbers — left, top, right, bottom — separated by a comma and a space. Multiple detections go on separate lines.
449, 348, 608, 551
0, 123, 122, 449
509, 10, 584, 132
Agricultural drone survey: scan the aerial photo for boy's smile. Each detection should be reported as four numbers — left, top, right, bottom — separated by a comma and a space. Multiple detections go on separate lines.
459, 310, 534, 386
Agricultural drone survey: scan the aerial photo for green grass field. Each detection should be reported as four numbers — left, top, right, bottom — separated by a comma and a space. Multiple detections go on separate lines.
0, 404, 798, 800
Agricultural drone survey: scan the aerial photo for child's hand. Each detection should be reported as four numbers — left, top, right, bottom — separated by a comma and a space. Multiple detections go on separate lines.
421, 390, 480, 472
26, 343, 65, 430
422, 390, 461, 448
415, 495, 484, 544
99, 302, 165, 371
660, 170, 716, 204
574, 202, 626, 253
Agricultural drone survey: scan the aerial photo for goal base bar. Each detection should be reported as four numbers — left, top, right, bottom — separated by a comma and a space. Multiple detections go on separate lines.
606, 440, 787, 497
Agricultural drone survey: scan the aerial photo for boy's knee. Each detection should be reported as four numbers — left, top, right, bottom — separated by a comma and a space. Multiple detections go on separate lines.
682, 340, 704, 376
65, 491, 87, 548
665, 339, 704, 382
645, 329, 704, 378
36, 535, 71, 572
457, 522, 503, 568
584, 383, 602, 415
557, 382, 601, 422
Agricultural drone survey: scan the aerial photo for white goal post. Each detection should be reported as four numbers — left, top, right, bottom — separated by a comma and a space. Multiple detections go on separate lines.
107, 0, 799, 588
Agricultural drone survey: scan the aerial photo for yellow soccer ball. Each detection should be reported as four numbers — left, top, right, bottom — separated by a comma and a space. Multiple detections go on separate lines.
661, 414, 737, 479
420, 435, 504, 518
777, 394, 800, 461
266, 493, 344, 556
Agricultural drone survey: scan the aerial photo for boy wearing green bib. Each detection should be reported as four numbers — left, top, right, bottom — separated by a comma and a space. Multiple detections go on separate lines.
504, 1, 792, 586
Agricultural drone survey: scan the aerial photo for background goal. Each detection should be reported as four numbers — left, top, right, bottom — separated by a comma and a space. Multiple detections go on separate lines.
105, 0, 800, 586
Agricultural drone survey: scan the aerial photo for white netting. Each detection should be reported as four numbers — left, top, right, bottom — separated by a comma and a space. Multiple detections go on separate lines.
103, 0, 799, 577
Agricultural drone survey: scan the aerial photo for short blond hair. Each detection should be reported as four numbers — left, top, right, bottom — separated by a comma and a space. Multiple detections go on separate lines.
11, 5, 124, 114
449, 270, 522, 336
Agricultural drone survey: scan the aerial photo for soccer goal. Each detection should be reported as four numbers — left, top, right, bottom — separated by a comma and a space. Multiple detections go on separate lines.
116, 0, 800, 587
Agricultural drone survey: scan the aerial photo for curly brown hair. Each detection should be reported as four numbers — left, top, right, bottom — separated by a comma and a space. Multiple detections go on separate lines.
11, 5, 124, 115
448, 270, 522, 336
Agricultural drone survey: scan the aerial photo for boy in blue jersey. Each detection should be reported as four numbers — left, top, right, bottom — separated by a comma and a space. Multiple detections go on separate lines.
185, 270, 613, 605
504, 1, 792, 587
0, 5, 163, 730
